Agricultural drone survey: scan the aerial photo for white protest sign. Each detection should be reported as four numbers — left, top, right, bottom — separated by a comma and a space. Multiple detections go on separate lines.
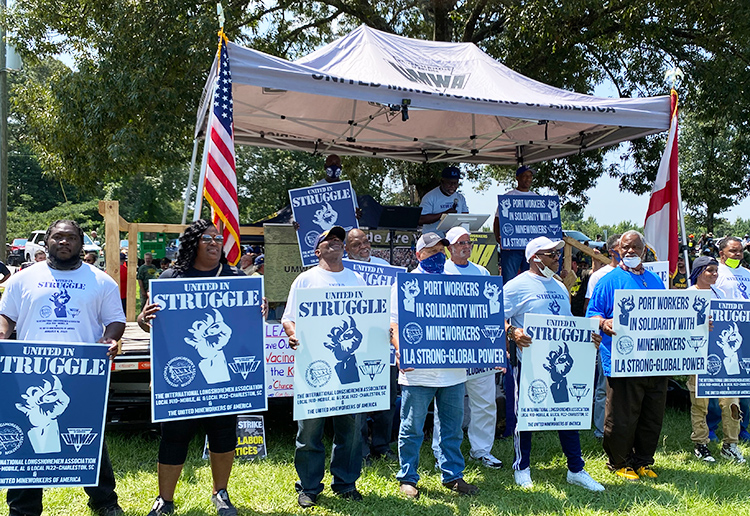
516, 314, 598, 431
293, 286, 390, 420
642, 261, 670, 289
265, 323, 294, 397
611, 289, 710, 377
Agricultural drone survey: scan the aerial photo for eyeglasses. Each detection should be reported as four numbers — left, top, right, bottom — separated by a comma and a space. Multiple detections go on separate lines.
538, 250, 560, 258
200, 234, 225, 245
454, 240, 473, 246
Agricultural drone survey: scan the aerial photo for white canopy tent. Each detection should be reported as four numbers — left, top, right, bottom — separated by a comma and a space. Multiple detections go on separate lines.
185, 25, 671, 221
194, 25, 670, 165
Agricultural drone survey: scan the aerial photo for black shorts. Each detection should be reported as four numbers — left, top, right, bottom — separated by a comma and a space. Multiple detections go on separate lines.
158, 414, 237, 465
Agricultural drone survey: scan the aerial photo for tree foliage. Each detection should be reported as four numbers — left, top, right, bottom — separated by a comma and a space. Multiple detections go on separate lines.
7, 0, 750, 218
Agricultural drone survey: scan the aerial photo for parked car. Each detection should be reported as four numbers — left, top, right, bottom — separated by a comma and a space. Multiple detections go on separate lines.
25, 230, 103, 264
8, 238, 26, 266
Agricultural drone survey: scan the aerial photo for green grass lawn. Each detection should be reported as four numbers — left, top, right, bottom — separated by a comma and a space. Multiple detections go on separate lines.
12, 408, 750, 515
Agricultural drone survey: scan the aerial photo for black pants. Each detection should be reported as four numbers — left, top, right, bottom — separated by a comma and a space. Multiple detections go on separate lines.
603, 376, 668, 470
362, 365, 398, 457
7, 443, 118, 516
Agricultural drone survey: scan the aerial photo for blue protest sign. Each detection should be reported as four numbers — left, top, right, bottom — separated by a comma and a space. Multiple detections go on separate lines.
342, 259, 405, 286
697, 299, 750, 398
0, 341, 110, 488
496, 194, 563, 250
397, 273, 506, 369
150, 276, 267, 422
289, 181, 358, 266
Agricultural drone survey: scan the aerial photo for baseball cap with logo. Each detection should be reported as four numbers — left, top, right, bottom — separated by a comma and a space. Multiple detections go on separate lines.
516, 165, 535, 177
416, 232, 449, 252
525, 236, 564, 262
314, 226, 346, 249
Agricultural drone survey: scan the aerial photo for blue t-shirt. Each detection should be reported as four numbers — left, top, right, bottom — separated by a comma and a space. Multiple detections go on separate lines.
503, 271, 571, 360
585, 266, 664, 376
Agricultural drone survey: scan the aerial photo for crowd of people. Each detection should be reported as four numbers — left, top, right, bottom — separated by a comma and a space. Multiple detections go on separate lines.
5, 159, 750, 516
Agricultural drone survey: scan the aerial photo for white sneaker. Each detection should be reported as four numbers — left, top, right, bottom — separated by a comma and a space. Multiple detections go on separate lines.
721, 443, 746, 463
472, 453, 503, 469
514, 468, 533, 489
567, 469, 605, 492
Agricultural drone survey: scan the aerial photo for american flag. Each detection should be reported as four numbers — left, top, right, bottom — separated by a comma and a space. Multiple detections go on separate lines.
204, 32, 241, 265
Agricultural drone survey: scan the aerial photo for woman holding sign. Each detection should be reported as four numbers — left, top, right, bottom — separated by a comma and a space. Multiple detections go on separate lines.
686, 256, 745, 464
138, 219, 266, 516
504, 236, 604, 491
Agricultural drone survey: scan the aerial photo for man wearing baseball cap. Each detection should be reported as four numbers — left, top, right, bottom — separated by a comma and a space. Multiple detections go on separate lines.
391, 232, 478, 499
282, 226, 368, 508
418, 166, 469, 235
503, 236, 604, 491
432, 226, 503, 469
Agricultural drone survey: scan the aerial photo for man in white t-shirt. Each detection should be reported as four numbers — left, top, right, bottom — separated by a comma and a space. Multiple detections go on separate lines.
503, 236, 604, 491
282, 226, 367, 508
584, 233, 620, 439
714, 236, 750, 441
438, 226, 503, 469
418, 166, 469, 235
391, 233, 478, 499
0, 220, 126, 516
345, 228, 390, 265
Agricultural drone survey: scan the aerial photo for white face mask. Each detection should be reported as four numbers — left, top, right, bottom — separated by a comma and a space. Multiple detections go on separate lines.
533, 258, 556, 279
622, 255, 642, 268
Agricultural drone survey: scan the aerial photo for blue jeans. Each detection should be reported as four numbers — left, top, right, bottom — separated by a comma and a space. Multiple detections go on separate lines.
501, 249, 529, 285
397, 383, 465, 485
295, 414, 362, 496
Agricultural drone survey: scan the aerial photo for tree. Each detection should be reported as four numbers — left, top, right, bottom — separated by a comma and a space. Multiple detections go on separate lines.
8, 0, 750, 214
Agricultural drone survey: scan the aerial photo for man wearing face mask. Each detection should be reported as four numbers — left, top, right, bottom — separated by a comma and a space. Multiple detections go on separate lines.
391, 233, 478, 499
584, 233, 621, 439
714, 236, 750, 441
586, 231, 666, 480
313, 154, 361, 217
502, 236, 604, 491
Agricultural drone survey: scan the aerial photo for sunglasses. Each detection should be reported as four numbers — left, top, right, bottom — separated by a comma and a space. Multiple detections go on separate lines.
200, 234, 225, 244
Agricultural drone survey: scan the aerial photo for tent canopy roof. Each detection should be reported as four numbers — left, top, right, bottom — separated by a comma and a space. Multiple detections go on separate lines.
196, 25, 670, 165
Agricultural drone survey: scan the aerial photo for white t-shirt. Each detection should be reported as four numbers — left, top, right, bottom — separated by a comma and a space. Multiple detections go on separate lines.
495, 189, 538, 216
368, 256, 390, 265
444, 260, 490, 276
586, 264, 615, 299
312, 178, 359, 208
687, 285, 725, 299
715, 263, 750, 300
0, 262, 125, 342
390, 267, 466, 388
503, 271, 571, 360
419, 186, 469, 234
281, 266, 366, 323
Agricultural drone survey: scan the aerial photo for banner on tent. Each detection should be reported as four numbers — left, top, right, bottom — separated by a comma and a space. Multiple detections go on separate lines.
496, 195, 563, 250
697, 299, 750, 398
397, 273, 506, 369
150, 277, 267, 422
516, 315, 598, 431
265, 323, 294, 398
642, 261, 670, 289
289, 181, 358, 267
0, 341, 110, 488
611, 290, 710, 377
293, 286, 390, 421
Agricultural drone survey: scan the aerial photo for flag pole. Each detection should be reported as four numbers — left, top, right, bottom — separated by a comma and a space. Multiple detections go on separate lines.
181, 138, 200, 224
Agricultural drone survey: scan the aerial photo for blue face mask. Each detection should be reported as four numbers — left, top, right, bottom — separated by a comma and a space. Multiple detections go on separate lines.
420, 251, 446, 274
325, 165, 342, 179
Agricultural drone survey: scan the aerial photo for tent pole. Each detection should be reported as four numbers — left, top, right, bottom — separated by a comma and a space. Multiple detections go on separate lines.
181, 138, 200, 224
193, 80, 216, 221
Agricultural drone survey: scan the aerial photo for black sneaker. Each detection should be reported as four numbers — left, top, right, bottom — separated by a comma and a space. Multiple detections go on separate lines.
147, 496, 174, 516
210, 489, 238, 516
338, 488, 363, 501
694, 444, 716, 463
297, 492, 317, 508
